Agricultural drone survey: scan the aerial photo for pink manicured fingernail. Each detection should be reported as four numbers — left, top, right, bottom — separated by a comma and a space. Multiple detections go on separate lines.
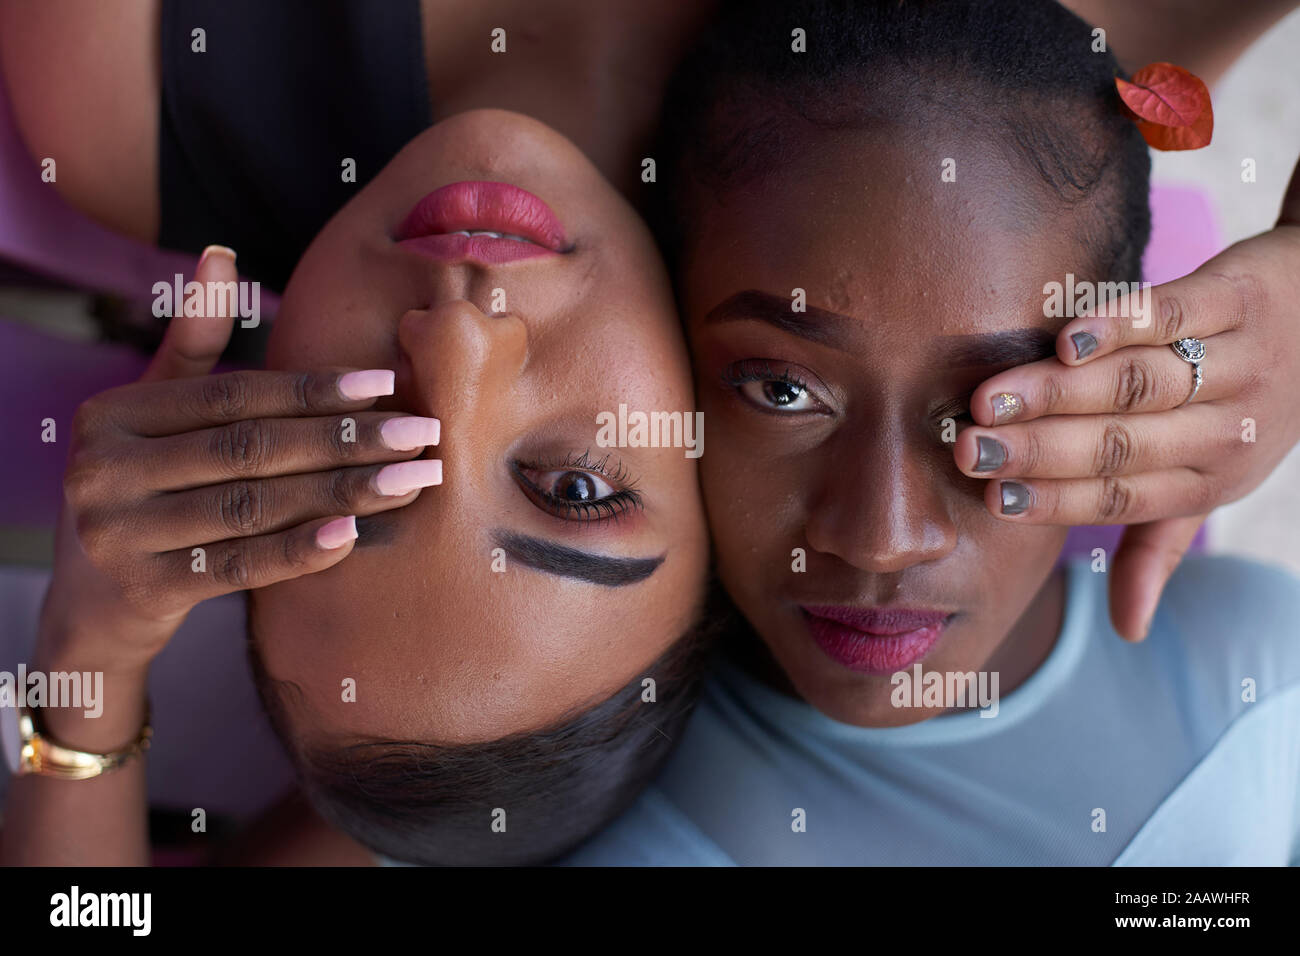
198, 244, 237, 269
380, 416, 441, 450
338, 369, 395, 400
373, 459, 443, 496
316, 515, 357, 550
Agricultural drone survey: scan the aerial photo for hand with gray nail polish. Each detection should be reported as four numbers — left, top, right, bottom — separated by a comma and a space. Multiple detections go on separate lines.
975, 436, 1007, 472
1000, 481, 1030, 515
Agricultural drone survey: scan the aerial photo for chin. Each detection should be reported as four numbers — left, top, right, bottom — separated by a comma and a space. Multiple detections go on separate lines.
800, 673, 930, 728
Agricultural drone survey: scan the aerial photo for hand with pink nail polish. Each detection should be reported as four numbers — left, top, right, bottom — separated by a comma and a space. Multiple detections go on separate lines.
40, 247, 443, 666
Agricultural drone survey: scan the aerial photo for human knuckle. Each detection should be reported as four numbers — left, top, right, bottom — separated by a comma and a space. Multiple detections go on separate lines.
1037, 372, 1066, 414
281, 528, 314, 573
326, 416, 358, 459
212, 418, 270, 474
289, 371, 315, 416
73, 508, 118, 560
215, 480, 264, 535
213, 547, 254, 588
199, 373, 253, 421
325, 467, 362, 511
1114, 358, 1152, 413
1097, 477, 1136, 521
1158, 291, 1190, 342
63, 451, 110, 504
1096, 419, 1136, 476
1238, 351, 1273, 395
1017, 427, 1046, 474
1215, 423, 1244, 458
1217, 271, 1267, 329
71, 398, 108, 446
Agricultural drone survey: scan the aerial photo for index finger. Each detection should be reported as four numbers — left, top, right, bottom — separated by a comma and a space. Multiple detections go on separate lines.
1055, 267, 1256, 366
90, 368, 396, 437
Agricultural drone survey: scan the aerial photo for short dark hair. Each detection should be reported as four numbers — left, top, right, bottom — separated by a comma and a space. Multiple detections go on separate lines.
244, 608, 713, 866
655, 0, 1151, 283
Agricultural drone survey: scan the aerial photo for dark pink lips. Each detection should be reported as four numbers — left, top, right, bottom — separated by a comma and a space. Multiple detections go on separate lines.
801, 606, 952, 675
395, 181, 568, 264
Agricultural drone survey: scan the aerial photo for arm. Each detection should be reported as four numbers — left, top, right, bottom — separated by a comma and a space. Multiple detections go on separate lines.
0, 0, 161, 242
1, 615, 152, 866
1062, 0, 1299, 86
0, 249, 434, 865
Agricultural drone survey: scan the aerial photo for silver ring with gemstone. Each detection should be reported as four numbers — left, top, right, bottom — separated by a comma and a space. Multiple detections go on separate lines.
1170, 337, 1205, 406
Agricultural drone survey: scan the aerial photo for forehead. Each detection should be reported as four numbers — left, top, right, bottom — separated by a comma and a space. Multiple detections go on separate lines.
251, 437, 706, 746
253, 518, 698, 745
683, 125, 1089, 340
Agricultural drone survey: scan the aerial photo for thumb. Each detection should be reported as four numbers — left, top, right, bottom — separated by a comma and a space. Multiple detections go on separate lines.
1108, 514, 1207, 641
140, 244, 240, 382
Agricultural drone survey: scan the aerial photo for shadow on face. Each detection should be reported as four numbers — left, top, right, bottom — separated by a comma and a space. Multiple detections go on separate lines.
683, 124, 1085, 726
247, 111, 708, 830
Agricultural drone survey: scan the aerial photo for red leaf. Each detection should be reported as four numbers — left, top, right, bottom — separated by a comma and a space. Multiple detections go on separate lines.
1115, 63, 1213, 151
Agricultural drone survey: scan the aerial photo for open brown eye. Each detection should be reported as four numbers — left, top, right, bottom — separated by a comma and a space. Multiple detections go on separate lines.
512, 458, 643, 524
743, 379, 815, 411
543, 469, 616, 502
723, 359, 832, 415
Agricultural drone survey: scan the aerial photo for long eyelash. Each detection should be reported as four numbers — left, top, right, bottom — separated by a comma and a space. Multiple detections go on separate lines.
933, 393, 976, 422
510, 453, 644, 525
539, 488, 644, 523
721, 359, 810, 392
528, 449, 636, 487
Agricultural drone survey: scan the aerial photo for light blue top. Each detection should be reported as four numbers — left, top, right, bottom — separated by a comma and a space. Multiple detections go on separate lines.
561, 555, 1300, 865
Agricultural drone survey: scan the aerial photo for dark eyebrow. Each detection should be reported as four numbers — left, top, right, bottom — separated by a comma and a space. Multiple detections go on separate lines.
356, 515, 665, 586
703, 291, 1058, 371
493, 531, 664, 587
936, 329, 1058, 367
702, 290, 856, 347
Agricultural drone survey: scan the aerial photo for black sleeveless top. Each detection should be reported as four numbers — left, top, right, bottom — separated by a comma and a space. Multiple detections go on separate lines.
158, 0, 432, 292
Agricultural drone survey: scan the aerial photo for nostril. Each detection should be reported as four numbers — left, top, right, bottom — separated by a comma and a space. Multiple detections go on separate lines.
394, 298, 524, 416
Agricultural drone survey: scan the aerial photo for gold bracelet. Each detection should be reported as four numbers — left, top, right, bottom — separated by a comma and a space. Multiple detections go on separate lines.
14, 700, 153, 780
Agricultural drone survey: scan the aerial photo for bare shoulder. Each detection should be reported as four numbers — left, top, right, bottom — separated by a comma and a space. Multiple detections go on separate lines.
0, 0, 160, 242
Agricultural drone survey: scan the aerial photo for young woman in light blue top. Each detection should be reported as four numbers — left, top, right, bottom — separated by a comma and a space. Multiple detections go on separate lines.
563, 0, 1300, 866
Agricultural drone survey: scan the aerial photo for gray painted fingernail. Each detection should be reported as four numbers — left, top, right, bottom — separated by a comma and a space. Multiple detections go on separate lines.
974, 436, 1007, 472
1000, 481, 1030, 515
1070, 331, 1098, 360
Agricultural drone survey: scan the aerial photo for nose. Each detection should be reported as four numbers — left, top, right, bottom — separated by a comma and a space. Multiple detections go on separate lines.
393, 299, 528, 421
803, 422, 957, 574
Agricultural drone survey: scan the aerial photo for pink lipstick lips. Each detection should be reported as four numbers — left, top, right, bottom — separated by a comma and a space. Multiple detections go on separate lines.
801, 606, 952, 675
395, 181, 569, 264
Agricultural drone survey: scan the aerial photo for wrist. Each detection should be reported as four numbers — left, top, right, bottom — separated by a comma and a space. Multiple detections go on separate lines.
37, 588, 176, 675
20, 660, 150, 756
26, 610, 153, 754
